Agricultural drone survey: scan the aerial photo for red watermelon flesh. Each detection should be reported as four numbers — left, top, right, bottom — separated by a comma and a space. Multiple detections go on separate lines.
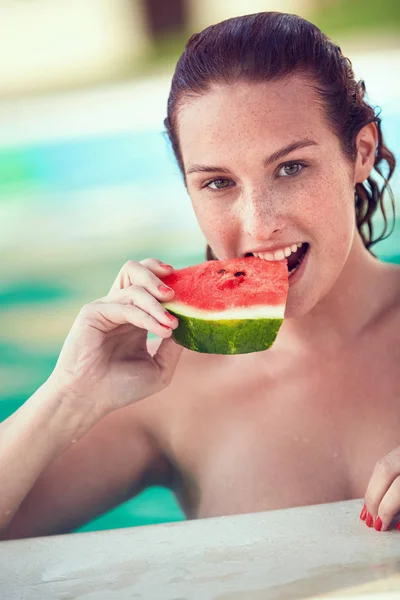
161, 257, 288, 355
161, 257, 288, 312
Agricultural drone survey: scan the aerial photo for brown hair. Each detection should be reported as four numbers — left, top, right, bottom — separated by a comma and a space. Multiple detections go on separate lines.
164, 12, 396, 259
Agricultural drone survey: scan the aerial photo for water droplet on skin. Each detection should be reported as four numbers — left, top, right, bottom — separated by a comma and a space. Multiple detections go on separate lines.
71, 439, 77, 444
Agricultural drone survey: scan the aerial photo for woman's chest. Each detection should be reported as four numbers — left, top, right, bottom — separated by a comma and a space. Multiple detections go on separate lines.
169, 340, 400, 519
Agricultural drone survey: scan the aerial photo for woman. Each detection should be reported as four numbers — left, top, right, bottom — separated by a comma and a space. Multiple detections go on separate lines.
1, 12, 399, 539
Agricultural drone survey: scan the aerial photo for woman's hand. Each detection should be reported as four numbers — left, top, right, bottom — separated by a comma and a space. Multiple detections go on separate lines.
49, 258, 183, 418
361, 447, 400, 531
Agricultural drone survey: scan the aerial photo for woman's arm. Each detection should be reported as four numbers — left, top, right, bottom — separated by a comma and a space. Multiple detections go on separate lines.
0, 258, 182, 539
0, 377, 171, 540
0, 378, 100, 535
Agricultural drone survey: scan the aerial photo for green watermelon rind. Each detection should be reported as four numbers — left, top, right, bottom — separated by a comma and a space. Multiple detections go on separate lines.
167, 310, 283, 355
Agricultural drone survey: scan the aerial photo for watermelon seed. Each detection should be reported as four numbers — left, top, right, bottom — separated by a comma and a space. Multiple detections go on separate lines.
218, 269, 226, 274
234, 271, 245, 277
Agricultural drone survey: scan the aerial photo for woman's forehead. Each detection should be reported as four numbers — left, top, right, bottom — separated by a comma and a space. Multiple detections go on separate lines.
178, 77, 330, 164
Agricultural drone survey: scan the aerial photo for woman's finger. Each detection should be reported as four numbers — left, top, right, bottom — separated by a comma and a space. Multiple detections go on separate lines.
105, 285, 179, 330
108, 277, 175, 306
78, 301, 174, 338
375, 476, 400, 531
363, 448, 400, 528
140, 257, 173, 272
110, 259, 173, 293
152, 336, 184, 386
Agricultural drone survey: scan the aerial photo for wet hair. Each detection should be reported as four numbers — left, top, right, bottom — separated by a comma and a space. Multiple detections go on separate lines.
164, 12, 396, 259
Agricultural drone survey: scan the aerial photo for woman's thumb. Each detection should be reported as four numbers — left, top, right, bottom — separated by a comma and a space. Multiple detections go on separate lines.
152, 336, 184, 383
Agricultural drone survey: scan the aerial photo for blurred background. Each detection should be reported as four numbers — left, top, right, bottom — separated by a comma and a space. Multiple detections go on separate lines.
1, 0, 399, 534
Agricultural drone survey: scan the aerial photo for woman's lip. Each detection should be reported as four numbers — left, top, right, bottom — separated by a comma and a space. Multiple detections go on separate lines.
244, 242, 305, 257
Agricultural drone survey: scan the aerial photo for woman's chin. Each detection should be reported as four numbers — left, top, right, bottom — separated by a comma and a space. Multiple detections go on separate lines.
284, 270, 321, 318
284, 265, 342, 320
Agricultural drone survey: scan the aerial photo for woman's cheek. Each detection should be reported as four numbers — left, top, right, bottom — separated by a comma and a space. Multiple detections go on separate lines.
191, 198, 231, 245
306, 175, 356, 266
295, 173, 345, 230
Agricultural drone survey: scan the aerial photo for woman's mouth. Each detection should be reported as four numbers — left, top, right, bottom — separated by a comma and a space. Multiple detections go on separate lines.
286, 242, 309, 277
246, 242, 309, 278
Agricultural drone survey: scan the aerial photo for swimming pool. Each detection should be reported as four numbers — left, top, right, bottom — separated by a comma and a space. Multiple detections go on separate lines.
1, 61, 399, 533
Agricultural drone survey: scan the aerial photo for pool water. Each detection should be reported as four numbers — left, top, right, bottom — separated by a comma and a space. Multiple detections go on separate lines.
1, 82, 399, 534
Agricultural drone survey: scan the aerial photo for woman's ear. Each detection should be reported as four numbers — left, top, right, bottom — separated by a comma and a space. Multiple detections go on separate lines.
354, 122, 378, 184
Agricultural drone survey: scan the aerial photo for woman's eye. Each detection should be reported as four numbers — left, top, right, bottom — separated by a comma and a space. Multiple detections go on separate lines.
278, 163, 304, 177
205, 178, 233, 190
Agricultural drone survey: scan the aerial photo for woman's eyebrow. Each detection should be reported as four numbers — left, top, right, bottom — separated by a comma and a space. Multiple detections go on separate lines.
264, 139, 318, 166
186, 164, 230, 175
186, 138, 318, 176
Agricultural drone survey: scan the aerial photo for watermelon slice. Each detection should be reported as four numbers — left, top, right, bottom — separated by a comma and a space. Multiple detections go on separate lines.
161, 257, 288, 355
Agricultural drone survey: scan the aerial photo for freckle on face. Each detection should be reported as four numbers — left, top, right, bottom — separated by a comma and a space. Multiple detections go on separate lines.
177, 76, 356, 316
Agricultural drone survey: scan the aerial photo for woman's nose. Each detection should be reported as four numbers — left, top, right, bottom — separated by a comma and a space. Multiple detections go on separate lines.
238, 190, 281, 238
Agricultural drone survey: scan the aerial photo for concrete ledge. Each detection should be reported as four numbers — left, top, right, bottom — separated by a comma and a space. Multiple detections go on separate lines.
2, 498, 400, 598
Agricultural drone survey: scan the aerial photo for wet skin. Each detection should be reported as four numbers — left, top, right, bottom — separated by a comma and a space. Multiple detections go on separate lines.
5, 76, 400, 538
132, 76, 400, 519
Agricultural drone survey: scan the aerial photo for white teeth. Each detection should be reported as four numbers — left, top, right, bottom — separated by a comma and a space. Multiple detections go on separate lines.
252, 243, 305, 262
274, 249, 286, 261
253, 251, 275, 260
261, 252, 275, 260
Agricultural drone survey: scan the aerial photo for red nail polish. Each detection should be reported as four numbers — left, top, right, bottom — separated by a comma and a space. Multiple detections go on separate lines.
160, 263, 173, 270
360, 504, 367, 520
158, 285, 173, 294
366, 512, 373, 527
374, 517, 382, 531
160, 324, 172, 330
397, 522, 400, 531
165, 311, 177, 323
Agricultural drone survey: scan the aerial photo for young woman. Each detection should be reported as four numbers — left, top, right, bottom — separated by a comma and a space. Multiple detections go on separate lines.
1, 12, 399, 540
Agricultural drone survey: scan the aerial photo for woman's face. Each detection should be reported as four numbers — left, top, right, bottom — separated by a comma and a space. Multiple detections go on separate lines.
177, 76, 358, 318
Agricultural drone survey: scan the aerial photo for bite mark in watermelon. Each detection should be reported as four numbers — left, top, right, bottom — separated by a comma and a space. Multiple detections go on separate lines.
161, 257, 288, 355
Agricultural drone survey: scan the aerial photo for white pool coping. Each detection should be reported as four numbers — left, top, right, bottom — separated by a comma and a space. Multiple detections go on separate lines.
1, 498, 400, 599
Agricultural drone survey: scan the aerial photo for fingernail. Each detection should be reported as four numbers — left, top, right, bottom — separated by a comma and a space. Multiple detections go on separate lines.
366, 512, 374, 527
374, 517, 382, 531
397, 522, 400, 531
160, 263, 173, 270
165, 310, 178, 323
360, 504, 367, 520
158, 285, 173, 294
